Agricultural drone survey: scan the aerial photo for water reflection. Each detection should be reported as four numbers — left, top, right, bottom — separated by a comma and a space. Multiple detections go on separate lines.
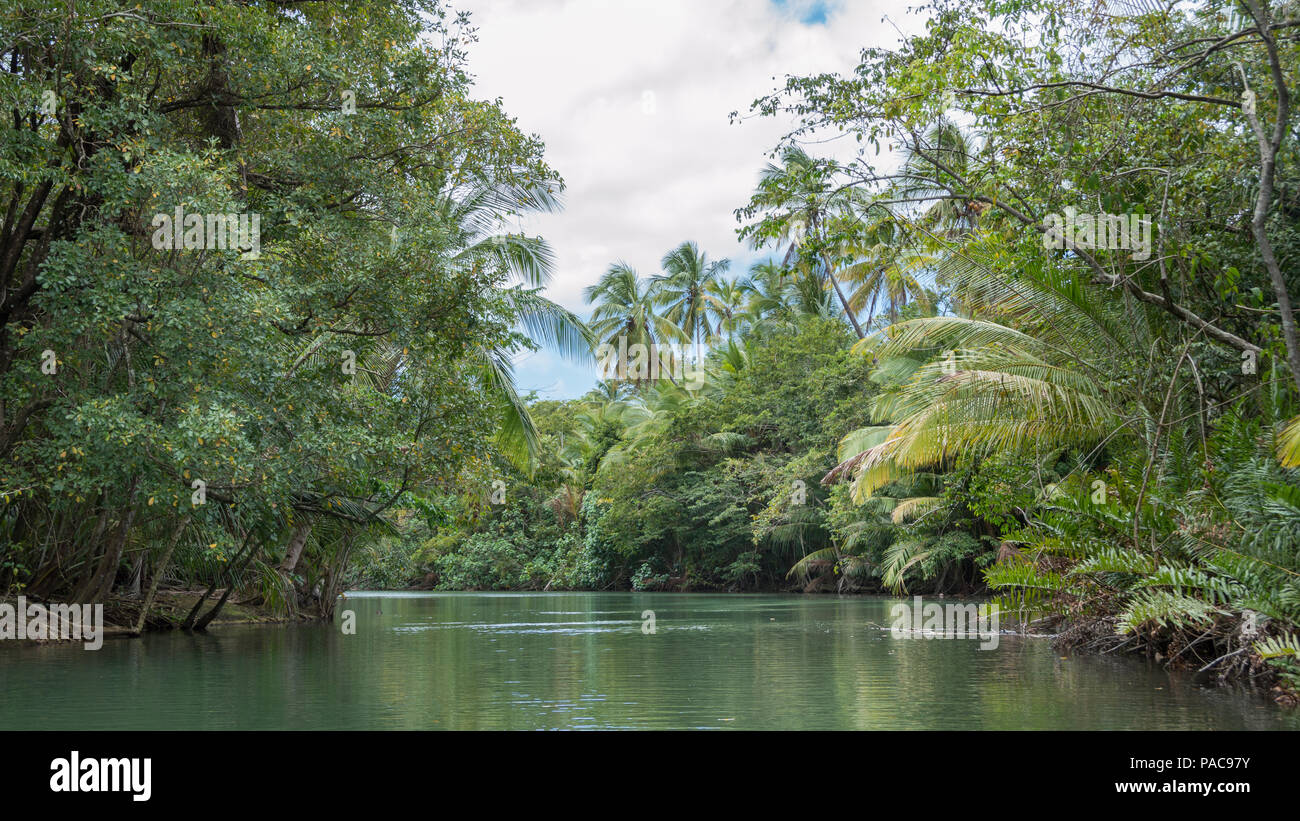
0, 592, 1294, 730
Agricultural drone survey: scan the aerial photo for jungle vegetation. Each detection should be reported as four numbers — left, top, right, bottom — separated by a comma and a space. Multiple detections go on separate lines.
2, 0, 1299, 692
408, 0, 1300, 693
0, 0, 587, 626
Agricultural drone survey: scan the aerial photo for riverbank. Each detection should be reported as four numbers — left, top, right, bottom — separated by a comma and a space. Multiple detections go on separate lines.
1053, 610, 1300, 707
106, 590, 295, 635
0, 591, 295, 645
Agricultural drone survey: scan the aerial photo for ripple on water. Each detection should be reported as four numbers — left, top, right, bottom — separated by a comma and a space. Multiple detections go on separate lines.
1, 592, 1296, 730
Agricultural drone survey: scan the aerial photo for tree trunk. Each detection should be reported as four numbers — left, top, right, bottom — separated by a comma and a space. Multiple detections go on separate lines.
1238, 3, 1299, 393
314, 533, 355, 620
127, 554, 143, 598
75, 478, 140, 602
192, 540, 260, 631
181, 529, 252, 630
821, 253, 865, 339
279, 520, 312, 575
131, 517, 189, 636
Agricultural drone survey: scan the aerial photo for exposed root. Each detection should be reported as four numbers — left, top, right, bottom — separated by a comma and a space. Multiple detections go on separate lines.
1051, 611, 1297, 704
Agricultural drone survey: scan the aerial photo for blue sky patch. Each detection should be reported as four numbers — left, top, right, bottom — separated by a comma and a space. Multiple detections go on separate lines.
771, 0, 834, 25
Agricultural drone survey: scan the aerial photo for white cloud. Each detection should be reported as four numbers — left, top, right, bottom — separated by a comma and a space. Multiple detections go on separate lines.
457, 0, 922, 396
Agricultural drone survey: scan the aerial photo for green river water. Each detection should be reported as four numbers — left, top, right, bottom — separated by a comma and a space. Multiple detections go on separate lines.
1, 592, 1295, 730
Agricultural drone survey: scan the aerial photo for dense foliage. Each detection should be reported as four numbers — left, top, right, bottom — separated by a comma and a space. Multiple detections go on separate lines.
4, 0, 1299, 695
0, 0, 583, 625
419, 0, 1300, 693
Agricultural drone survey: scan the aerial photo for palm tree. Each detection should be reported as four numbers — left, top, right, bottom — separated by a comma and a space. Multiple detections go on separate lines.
738, 257, 839, 328
547, 437, 589, 525
702, 277, 749, 340
745, 145, 864, 337
584, 262, 685, 349
584, 262, 686, 384
894, 117, 988, 240
1280, 416, 1300, 467
653, 241, 730, 357
276, 176, 589, 475
884, 118, 993, 319
814, 251, 1138, 595
738, 260, 792, 328
405, 178, 594, 472
583, 379, 631, 406
824, 255, 1139, 504
787, 261, 838, 319
615, 380, 707, 453
834, 210, 934, 329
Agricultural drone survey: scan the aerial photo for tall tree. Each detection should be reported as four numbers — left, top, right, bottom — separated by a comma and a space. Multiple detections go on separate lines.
653, 241, 730, 356
584, 262, 686, 352
738, 146, 865, 337
702, 277, 750, 340
0, 0, 562, 609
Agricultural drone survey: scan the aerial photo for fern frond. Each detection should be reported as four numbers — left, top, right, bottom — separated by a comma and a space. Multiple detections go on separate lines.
1254, 633, 1300, 660
1073, 547, 1157, 575
1116, 590, 1222, 635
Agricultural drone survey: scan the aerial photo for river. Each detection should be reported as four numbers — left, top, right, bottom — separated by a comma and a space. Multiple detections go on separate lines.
1, 592, 1294, 730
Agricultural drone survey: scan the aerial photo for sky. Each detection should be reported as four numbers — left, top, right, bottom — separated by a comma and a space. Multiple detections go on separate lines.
457, 0, 921, 399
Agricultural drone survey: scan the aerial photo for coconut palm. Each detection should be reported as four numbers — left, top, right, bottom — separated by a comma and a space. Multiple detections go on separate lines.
584, 262, 688, 387
744, 145, 865, 337
882, 118, 995, 319
653, 241, 730, 355
736, 258, 838, 331
824, 253, 1142, 503
702, 276, 750, 340
787, 261, 838, 319
584, 262, 687, 351
1280, 416, 1300, 467
615, 380, 707, 452
738, 260, 793, 327
811, 246, 1145, 596
583, 379, 632, 406
547, 438, 589, 525
893, 117, 989, 240
834, 210, 935, 329
274, 175, 588, 476
434, 179, 593, 472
